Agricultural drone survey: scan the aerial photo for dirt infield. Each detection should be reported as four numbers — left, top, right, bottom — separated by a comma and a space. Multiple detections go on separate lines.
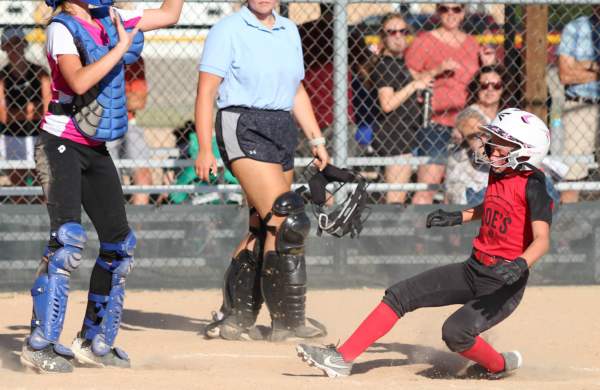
1, 287, 599, 390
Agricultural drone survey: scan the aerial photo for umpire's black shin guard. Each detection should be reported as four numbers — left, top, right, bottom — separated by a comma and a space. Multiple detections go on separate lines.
261, 191, 326, 341
206, 209, 265, 339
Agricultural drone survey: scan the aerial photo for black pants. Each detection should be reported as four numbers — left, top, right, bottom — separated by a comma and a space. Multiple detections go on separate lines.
382, 257, 528, 352
36, 131, 129, 242
36, 131, 131, 335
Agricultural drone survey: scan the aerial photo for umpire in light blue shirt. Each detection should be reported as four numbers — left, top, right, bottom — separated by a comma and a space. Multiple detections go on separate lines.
194, 0, 330, 342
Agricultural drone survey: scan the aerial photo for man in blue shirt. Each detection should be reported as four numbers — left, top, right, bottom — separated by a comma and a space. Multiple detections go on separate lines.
557, 7, 600, 203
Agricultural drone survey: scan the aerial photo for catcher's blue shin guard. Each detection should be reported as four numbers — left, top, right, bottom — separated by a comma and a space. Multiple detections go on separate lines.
81, 230, 136, 356
29, 222, 87, 350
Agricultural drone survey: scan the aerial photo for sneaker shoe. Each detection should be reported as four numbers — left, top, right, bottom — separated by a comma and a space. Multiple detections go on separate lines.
20, 339, 74, 374
71, 335, 130, 368
296, 344, 352, 377
495, 351, 522, 378
464, 351, 522, 380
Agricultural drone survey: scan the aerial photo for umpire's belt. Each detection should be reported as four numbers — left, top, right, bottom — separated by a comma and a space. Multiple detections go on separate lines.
221, 105, 290, 114
566, 94, 600, 105
472, 249, 507, 267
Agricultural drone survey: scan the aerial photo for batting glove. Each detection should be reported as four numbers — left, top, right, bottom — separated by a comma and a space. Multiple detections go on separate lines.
492, 258, 529, 285
426, 209, 462, 228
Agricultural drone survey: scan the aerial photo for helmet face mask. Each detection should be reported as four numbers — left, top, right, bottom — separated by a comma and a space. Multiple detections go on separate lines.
474, 108, 550, 172
304, 163, 371, 239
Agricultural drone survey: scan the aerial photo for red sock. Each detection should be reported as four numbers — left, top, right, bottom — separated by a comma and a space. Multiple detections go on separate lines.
338, 301, 399, 362
459, 336, 505, 373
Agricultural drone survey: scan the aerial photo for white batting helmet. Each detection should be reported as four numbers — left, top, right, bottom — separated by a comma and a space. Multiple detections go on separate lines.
478, 108, 550, 170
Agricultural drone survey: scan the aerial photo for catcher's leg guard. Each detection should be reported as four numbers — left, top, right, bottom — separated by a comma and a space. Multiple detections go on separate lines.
207, 209, 265, 340
29, 222, 87, 351
261, 191, 324, 340
80, 230, 136, 359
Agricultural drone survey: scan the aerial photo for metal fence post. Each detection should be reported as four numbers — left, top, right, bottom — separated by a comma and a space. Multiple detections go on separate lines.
333, 0, 348, 169
332, 0, 349, 271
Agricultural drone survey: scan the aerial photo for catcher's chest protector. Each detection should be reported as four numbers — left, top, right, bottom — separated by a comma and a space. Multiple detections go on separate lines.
52, 7, 144, 141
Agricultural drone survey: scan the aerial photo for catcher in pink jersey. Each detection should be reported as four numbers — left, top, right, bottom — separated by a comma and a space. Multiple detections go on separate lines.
296, 108, 553, 379
21, 0, 183, 374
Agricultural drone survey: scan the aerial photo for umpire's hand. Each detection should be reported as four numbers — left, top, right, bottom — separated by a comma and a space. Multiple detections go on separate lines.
426, 209, 463, 228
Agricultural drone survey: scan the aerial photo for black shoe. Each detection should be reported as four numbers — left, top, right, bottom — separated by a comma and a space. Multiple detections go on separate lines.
267, 318, 328, 342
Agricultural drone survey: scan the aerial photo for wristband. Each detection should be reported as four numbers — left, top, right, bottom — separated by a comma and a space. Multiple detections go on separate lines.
309, 137, 326, 147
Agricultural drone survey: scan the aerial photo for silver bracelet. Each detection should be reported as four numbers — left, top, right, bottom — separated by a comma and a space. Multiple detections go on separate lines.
309, 137, 326, 147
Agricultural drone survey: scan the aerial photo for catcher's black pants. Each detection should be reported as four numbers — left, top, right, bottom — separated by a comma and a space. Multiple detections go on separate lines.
36, 131, 131, 336
36, 131, 129, 241
382, 256, 528, 352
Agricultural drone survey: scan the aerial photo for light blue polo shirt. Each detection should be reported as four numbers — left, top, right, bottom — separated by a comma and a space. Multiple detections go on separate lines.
557, 16, 600, 99
198, 6, 304, 110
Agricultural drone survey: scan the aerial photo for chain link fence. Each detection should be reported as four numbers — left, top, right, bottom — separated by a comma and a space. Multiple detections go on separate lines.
1, 0, 600, 205
1, 1, 600, 289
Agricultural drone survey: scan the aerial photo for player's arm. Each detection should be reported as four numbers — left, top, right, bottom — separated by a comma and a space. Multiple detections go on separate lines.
0, 80, 6, 124
135, 0, 183, 32
194, 71, 221, 181
520, 220, 550, 267
461, 204, 484, 223
293, 83, 329, 170
426, 204, 483, 228
520, 173, 553, 267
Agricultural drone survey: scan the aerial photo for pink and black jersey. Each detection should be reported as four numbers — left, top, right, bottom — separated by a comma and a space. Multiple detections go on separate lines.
41, 8, 142, 146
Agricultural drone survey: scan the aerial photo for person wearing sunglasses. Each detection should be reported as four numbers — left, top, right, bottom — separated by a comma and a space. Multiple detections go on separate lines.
371, 13, 434, 204
404, 3, 481, 205
445, 107, 490, 205
465, 65, 506, 124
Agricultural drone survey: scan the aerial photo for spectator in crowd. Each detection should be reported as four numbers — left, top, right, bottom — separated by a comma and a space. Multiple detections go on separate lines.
298, 3, 362, 146
405, 3, 480, 204
557, 7, 600, 203
445, 107, 489, 205
466, 64, 506, 122
106, 57, 153, 205
165, 120, 240, 205
298, 3, 334, 70
478, 28, 499, 67
371, 13, 433, 204
350, 41, 378, 155
0, 26, 50, 201
444, 65, 505, 205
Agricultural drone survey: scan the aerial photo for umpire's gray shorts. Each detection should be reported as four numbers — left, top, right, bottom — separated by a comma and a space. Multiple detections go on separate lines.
215, 106, 298, 172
